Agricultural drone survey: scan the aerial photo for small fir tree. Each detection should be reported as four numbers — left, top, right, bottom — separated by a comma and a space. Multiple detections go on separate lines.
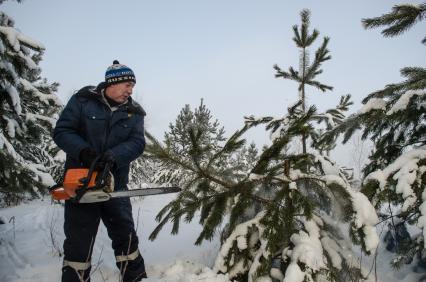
146, 97, 378, 281
0, 11, 62, 205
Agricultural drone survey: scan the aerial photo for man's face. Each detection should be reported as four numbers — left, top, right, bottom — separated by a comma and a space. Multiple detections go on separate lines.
105, 82, 135, 104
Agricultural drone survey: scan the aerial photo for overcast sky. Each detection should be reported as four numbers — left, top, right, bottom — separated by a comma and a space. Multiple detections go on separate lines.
2, 0, 425, 153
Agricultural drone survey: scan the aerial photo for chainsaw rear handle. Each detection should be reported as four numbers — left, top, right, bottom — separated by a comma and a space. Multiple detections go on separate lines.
49, 183, 69, 201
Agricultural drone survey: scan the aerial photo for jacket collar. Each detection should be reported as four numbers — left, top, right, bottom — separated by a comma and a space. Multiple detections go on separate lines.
76, 82, 146, 116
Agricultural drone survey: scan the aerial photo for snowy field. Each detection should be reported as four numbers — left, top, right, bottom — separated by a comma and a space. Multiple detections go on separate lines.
0, 194, 231, 282
0, 194, 424, 282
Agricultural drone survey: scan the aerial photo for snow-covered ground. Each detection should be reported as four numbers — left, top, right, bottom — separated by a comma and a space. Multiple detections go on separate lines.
0, 194, 424, 282
0, 194, 230, 282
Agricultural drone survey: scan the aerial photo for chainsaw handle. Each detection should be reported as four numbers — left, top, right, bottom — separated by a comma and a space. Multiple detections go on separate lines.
72, 155, 102, 203
96, 161, 112, 188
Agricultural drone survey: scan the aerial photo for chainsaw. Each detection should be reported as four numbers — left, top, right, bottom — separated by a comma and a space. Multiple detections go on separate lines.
49, 156, 180, 203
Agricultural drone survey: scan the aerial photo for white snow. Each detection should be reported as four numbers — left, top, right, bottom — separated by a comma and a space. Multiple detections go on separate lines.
0, 133, 56, 187
214, 211, 265, 278
0, 26, 45, 52
283, 218, 326, 281
270, 268, 284, 281
4, 82, 22, 115
320, 236, 342, 270
282, 263, 304, 282
315, 152, 379, 252
289, 182, 297, 190
417, 182, 426, 249
236, 235, 247, 250
365, 146, 426, 212
147, 260, 231, 282
17, 50, 37, 70
2, 116, 21, 138
19, 78, 61, 106
0, 60, 19, 82
0, 132, 19, 159
54, 150, 66, 162
248, 173, 264, 180
358, 98, 386, 114
387, 90, 426, 115
0, 194, 224, 282
247, 237, 270, 282
25, 113, 57, 128
0, 38, 5, 53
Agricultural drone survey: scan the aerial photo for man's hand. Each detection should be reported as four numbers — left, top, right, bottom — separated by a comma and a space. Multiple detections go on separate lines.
79, 148, 115, 171
96, 150, 116, 171
100, 150, 115, 164
79, 147, 97, 167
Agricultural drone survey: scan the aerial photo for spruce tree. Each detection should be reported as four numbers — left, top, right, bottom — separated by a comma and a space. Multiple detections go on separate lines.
321, 3, 426, 270
0, 11, 62, 205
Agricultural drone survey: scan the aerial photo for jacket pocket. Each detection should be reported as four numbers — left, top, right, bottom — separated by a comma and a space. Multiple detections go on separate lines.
84, 113, 108, 144
114, 123, 132, 142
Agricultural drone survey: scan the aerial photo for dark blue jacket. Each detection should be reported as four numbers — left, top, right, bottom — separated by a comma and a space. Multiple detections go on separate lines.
53, 82, 146, 190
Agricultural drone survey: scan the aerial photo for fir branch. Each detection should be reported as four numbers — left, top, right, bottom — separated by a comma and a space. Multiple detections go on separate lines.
206, 124, 250, 171
273, 65, 300, 82
304, 79, 333, 92
304, 37, 332, 83
362, 3, 426, 43
195, 192, 228, 244
399, 66, 426, 90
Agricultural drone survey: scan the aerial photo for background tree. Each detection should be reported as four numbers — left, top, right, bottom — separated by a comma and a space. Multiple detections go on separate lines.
321, 2, 426, 270
144, 99, 228, 187
0, 11, 62, 205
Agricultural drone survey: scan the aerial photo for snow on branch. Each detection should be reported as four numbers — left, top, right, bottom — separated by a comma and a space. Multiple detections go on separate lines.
387, 89, 426, 115
0, 25, 45, 52
2, 81, 22, 114
214, 211, 266, 281
25, 113, 57, 128
0, 132, 55, 188
20, 78, 61, 106
358, 98, 386, 114
314, 152, 379, 252
2, 115, 22, 138
365, 146, 426, 212
282, 217, 326, 282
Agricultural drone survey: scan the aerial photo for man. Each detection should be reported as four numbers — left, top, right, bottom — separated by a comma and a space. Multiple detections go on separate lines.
53, 60, 147, 281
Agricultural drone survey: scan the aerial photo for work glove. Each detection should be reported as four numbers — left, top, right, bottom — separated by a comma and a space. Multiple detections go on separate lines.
79, 147, 97, 168
96, 150, 116, 171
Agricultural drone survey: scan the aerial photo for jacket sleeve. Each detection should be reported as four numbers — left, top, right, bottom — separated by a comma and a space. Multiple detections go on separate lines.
53, 95, 91, 160
109, 116, 145, 168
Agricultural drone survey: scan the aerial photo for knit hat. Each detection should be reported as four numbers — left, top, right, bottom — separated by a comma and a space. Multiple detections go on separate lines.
105, 60, 136, 86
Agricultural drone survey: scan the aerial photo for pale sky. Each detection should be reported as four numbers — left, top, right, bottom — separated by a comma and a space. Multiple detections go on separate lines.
2, 0, 425, 152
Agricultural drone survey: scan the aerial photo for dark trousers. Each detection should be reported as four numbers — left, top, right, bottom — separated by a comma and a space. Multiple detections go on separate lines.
62, 198, 147, 282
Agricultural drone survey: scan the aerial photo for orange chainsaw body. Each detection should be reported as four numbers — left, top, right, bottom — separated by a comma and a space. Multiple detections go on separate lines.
51, 169, 98, 200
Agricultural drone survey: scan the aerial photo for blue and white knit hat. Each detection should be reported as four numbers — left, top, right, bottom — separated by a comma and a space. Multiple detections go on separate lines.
105, 60, 136, 86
